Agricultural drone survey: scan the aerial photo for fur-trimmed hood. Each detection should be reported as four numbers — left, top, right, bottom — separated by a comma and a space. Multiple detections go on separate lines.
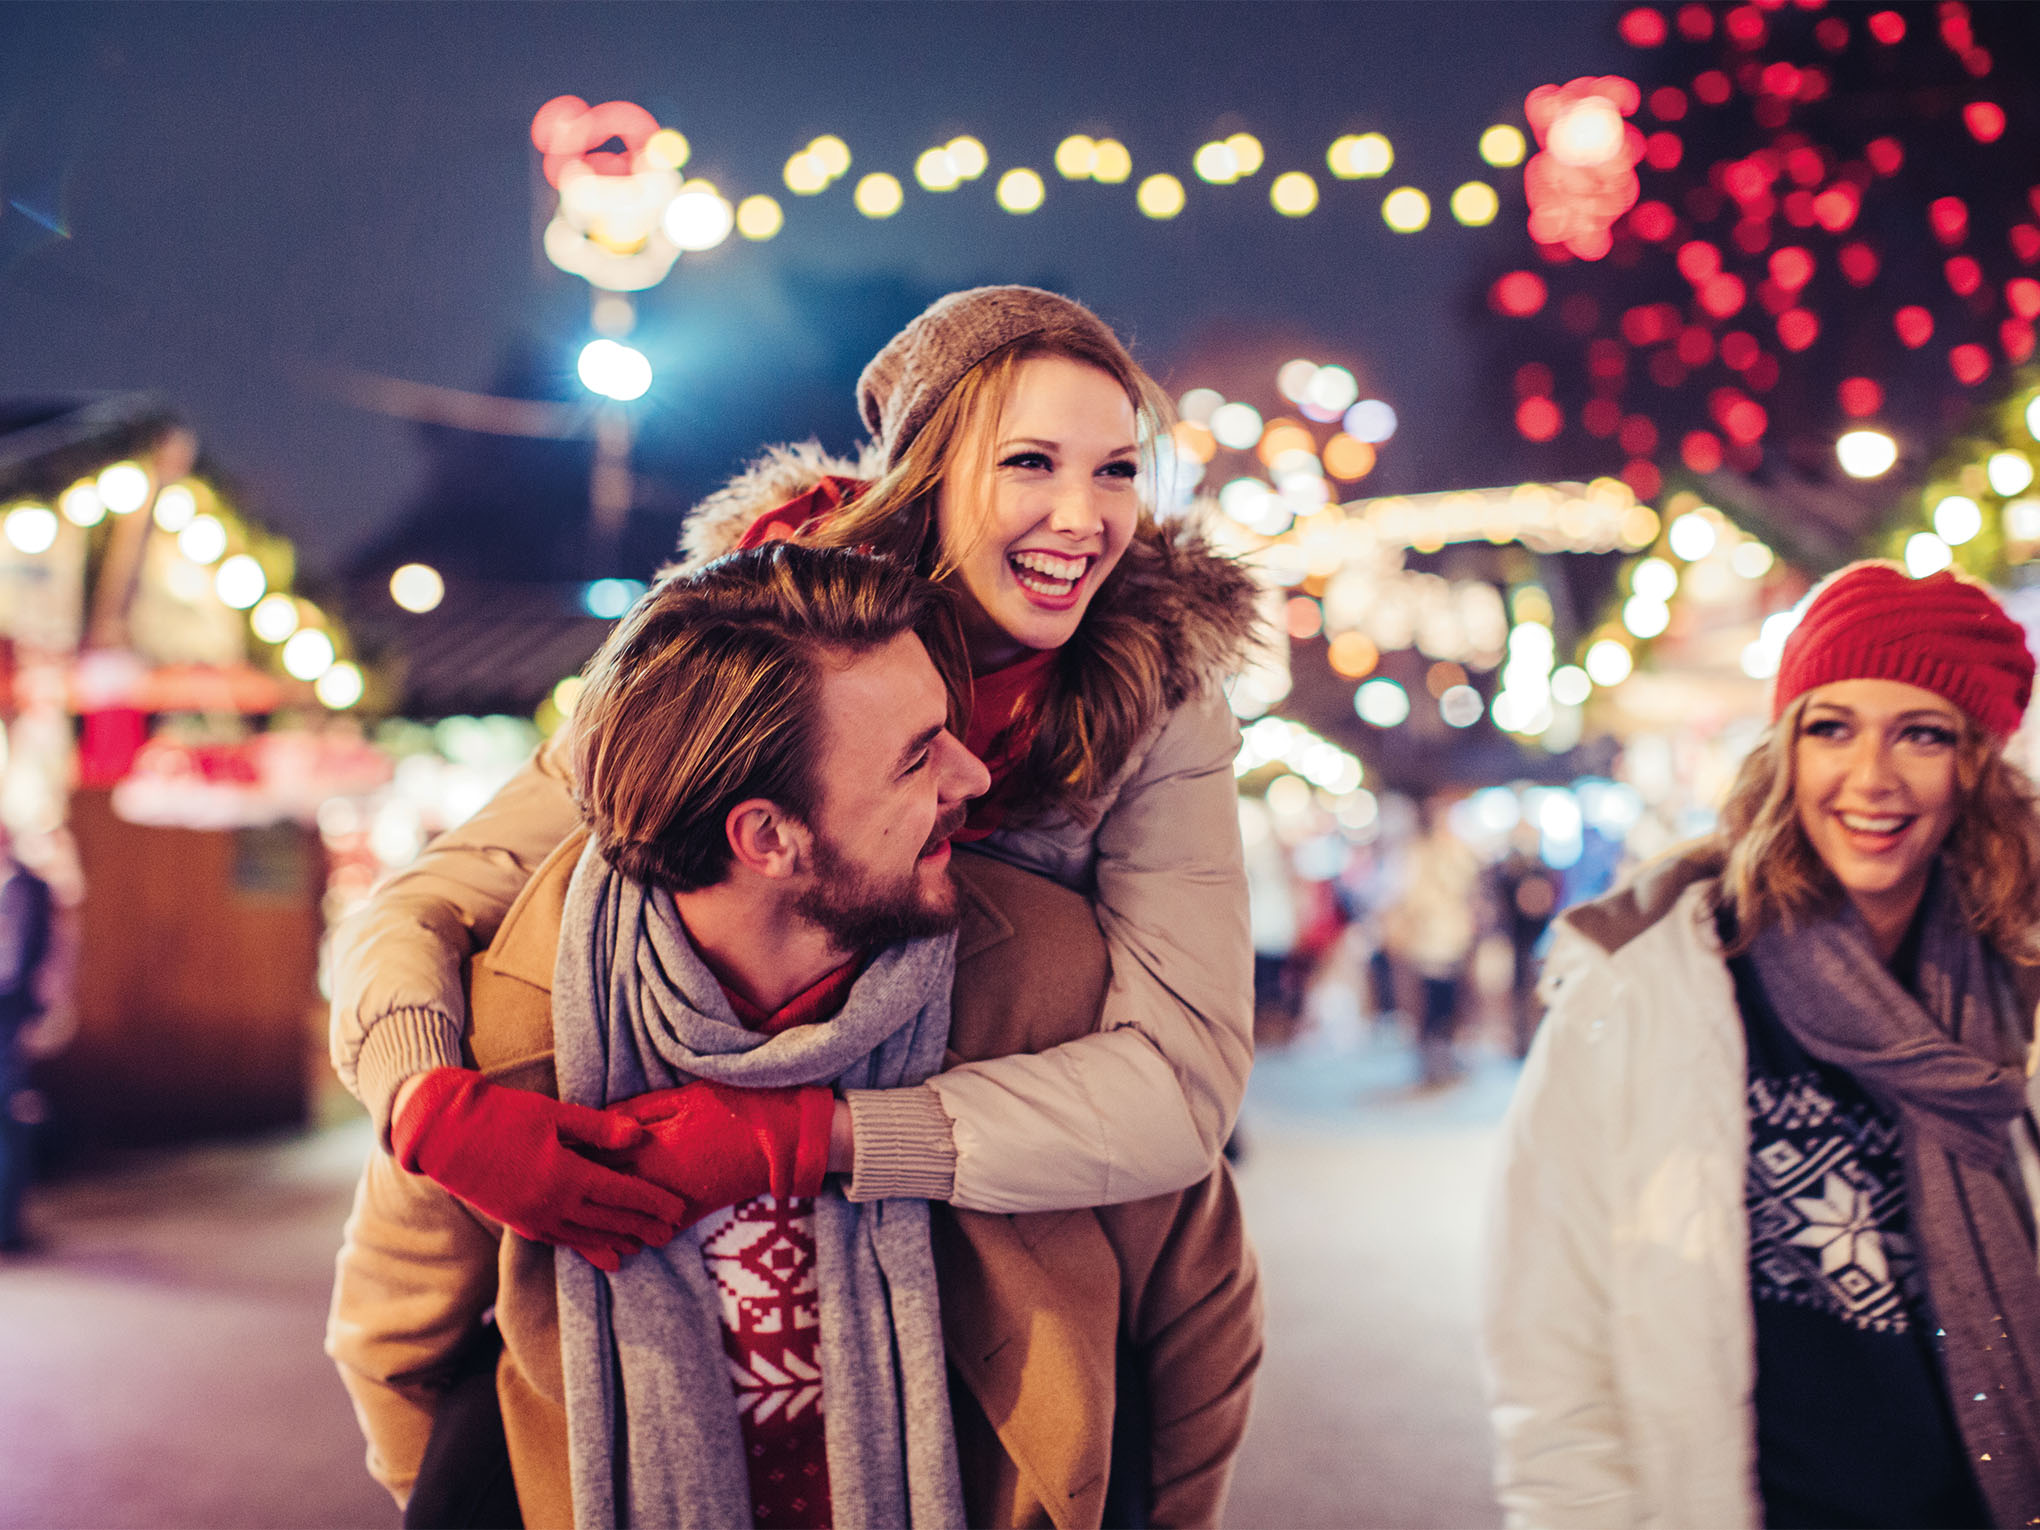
667, 441, 1261, 705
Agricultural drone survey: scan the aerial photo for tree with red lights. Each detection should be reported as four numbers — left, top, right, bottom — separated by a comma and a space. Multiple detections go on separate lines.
1480, 0, 2040, 564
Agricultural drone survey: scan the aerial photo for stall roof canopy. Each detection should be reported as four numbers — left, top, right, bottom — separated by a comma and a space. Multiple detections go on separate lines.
0, 394, 185, 499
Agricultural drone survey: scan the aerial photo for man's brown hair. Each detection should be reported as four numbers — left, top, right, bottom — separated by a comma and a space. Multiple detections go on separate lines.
570, 542, 969, 892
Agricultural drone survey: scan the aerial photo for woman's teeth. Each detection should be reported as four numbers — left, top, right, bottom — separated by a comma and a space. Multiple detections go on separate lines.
1009, 550, 1087, 595
1839, 812, 1910, 835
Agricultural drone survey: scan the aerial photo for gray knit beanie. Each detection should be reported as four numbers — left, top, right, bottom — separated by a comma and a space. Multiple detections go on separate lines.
857, 286, 1139, 467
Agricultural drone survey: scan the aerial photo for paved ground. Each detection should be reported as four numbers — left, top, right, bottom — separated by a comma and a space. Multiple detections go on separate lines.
0, 1031, 1514, 1530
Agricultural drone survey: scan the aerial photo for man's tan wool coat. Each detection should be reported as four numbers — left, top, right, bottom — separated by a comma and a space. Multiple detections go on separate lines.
328, 839, 1264, 1530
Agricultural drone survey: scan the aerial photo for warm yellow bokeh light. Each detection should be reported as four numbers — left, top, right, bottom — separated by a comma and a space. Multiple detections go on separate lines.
914, 147, 961, 192
808, 135, 851, 178
1055, 134, 1097, 180
996, 168, 1045, 213
1382, 187, 1431, 232
945, 137, 988, 179
1450, 181, 1499, 226
1224, 133, 1264, 176
736, 194, 784, 239
1137, 173, 1186, 219
784, 153, 828, 195
1479, 124, 1527, 168
1323, 435, 1377, 480
1328, 132, 1393, 179
1270, 171, 1319, 216
1327, 631, 1380, 679
643, 129, 690, 171
853, 172, 903, 218
1091, 138, 1131, 183
1193, 141, 1237, 184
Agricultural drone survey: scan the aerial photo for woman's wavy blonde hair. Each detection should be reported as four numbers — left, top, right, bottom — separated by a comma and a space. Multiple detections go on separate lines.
1712, 690, 2040, 959
798, 324, 1186, 823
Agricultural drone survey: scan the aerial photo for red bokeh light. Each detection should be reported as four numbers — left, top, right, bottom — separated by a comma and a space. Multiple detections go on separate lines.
1746, 353, 1781, 392
1757, 278, 1793, 315
2012, 226, 2040, 264
1769, 246, 1814, 290
1867, 10, 1904, 44
1777, 309, 1820, 351
1722, 159, 1770, 203
1676, 240, 1721, 283
1583, 398, 1623, 437
1839, 243, 1880, 286
1623, 302, 1681, 346
1941, 7, 1974, 52
1724, 6, 1766, 46
1516, 397, 1563, 442
1587, 339, 1628, 380
1929, 197, 1969, 246
1631, 200, 1677, 241
1964, 103, 2006, 144
1963, 48, 1992, 80
1812, 186, 1858, 232
1619, 6, 1669, 46
1622, 458, 1663, 501
1678, 325, 1717, 366
1814, 16, 1849, 52
1785, 148, 1825, 188
1514, 362, 1556, 398
1721, 331, 1761, 370
1650, 87, 1689, 122
1618, 415, 1660, 456
1782, 190, 1817, 228
1682, 431, 1724, 473
1724, 399, 1768, 445
1645, 132, 1684, 171
2008, 279, 2040, 320
1795, 67, 1829, 104
1760, 63, 1801, 98
1945, 257, 1983, 298
1676, 2, 1713, 40
1648, 351, 1688, 389
1700, 273, 1748, 318
1491, 271, 1549, 317
1865, 137, 1904, 177
1837, 377, 1883, 417
1733, 219, 1772, 255
1950, 344, 1990, 386
1895, 306, 1934, 348
2003, 320, 2036, 365
1694, 71, 1732, 106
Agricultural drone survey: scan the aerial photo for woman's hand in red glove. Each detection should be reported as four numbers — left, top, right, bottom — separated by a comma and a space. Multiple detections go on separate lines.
391, 1068, 693, 1272
609, 1080, 837, 1229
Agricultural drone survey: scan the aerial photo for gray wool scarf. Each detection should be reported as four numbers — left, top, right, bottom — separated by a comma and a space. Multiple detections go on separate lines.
1748, 866, 2040, 1527
551, 837, 966, 1530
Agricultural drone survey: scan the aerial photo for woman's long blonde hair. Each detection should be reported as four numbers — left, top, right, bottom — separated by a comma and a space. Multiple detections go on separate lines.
801, 324, 1198, 823
1712, 691, 2040, 959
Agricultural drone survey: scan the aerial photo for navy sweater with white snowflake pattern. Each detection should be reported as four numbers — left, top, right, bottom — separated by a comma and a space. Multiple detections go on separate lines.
1727, 945, 1988, 1529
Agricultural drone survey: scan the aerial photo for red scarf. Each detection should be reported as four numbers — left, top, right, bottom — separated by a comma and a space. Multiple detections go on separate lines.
735, 484, 1056, 838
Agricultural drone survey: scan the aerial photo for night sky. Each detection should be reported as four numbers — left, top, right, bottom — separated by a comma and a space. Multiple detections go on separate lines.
1, 2, 1625, 580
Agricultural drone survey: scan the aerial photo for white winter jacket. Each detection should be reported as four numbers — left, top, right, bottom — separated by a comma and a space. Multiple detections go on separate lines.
1483, 862, 1760, 1530
1483, 853, 2040, 1530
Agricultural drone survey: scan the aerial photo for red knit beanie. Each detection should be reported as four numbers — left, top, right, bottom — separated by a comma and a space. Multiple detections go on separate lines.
1773, 559, 2035, 738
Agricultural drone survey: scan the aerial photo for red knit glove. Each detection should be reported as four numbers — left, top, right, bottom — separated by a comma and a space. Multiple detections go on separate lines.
392, 1068, 693, 1272
608, 1080, 836, 1229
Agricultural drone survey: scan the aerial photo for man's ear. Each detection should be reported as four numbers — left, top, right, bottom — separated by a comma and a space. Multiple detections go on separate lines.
724, 798, 811, 880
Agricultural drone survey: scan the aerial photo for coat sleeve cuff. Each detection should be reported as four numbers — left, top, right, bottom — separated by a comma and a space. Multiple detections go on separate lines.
356, 1007, 466, 1149
842, 1085, 957, 1202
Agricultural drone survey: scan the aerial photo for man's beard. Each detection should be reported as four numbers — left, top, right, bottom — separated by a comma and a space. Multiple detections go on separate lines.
792, 804, 968, 953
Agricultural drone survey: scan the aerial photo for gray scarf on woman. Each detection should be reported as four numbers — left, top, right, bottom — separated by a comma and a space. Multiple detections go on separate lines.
551, 837, 966, 1530
1748, 866, 2040, 1527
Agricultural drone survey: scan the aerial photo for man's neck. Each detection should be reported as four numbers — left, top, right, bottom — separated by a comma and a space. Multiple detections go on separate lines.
670, 881, 853, 1015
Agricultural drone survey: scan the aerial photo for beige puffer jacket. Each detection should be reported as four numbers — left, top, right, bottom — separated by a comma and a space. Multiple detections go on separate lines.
329, 446, 1259, 1213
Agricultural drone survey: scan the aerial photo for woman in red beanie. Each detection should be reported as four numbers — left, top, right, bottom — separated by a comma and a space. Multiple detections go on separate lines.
1484, 560, 2040, 1530
327, 287, 1258, 1250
